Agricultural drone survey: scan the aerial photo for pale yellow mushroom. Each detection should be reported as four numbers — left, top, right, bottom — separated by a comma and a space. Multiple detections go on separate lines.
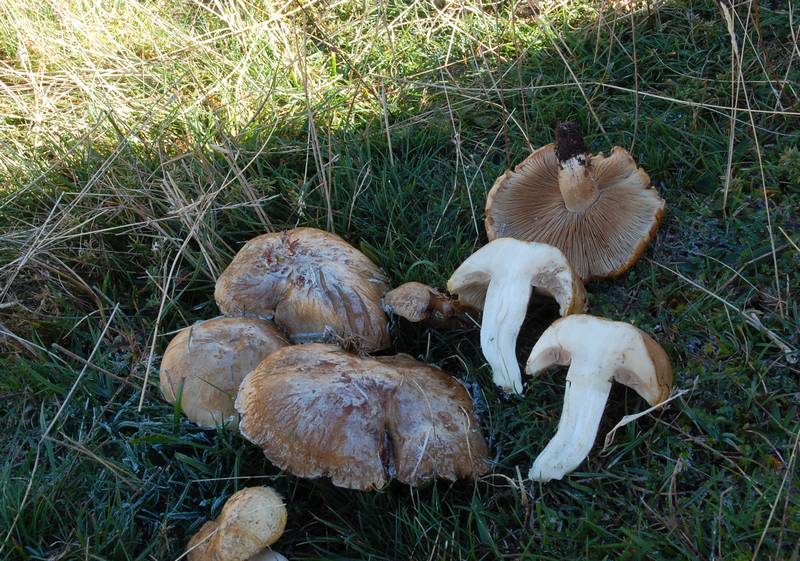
159, 317, 288, 429
187, 487, 287, 561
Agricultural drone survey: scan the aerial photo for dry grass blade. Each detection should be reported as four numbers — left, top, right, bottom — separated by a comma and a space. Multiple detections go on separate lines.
647, 259, 796, 360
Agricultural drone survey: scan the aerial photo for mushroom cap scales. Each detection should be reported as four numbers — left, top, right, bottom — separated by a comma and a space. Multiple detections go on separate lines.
215, 228, 390, 352
235, 344, 490, 490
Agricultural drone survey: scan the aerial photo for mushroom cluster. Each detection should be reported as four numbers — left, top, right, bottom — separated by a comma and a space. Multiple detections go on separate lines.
460, 122, 673, 481
159, 227, 494, 558
159, 121, 675, 558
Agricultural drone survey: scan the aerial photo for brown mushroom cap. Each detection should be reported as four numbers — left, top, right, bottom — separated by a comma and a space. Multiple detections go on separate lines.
235, 344, 490, 490
215, 227, 390, 352
485, 144, 665, 280
187, 486, 287, 561
383, 282, 441, 322
383, 282, 478, 326
159, 317, 289, 429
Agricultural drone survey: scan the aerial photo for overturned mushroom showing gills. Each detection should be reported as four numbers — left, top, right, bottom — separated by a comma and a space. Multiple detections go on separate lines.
215, 227, 390, 351
187, 486, 287, 561
159, 317, 288, 429
383, 282, 478, 326
236, 344, 489, 490
446, 238, 586, 395
525, 315, 672, 482
485, 122, 665, 280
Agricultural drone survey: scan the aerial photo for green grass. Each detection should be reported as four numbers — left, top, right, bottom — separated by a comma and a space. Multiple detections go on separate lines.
1, 0, 798, 559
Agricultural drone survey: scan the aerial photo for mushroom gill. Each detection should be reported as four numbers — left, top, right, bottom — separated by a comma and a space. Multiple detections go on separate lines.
485, 124, 665, 280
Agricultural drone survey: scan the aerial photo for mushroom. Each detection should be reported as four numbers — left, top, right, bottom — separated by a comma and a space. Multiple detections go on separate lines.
485, 122, 665, 280
159, 317, 289, 429
525, 315, 672, 482
235, 344, 489, 490
446, 238, 586, 395
248, 553, 288, 561
383, 281, 478, 327
187, 486, 287, 561
215, 227, 390, 352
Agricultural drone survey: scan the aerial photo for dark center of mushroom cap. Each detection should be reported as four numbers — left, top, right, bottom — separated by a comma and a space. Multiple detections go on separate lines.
554, 122, 589, 164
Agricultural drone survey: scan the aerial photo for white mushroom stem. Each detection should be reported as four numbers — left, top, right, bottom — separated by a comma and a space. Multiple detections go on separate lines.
447, 239, 586, 396
558, 155, 598, 213
480, 276, 533, 395
528, 362, 612, 482
525, 315, 673, 482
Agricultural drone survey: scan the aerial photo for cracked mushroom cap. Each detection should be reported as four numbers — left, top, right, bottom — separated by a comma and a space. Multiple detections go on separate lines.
485, 125, 665, 280
187, 486, 287, 561
215, 227, 390, 352
235, 344, 490, 490
159, 317, 289, 429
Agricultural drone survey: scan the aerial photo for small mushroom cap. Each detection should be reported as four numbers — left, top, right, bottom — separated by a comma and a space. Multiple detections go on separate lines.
446, 238, 586, 315
383, 282, 440, 322
383, 282, 474, 325
485, 145, 665, 280
159, 317, 288, 429
526, 315, 672, 405
187, 486, 287, 561
215, 228, 390, 351
235, 344, 489, 490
